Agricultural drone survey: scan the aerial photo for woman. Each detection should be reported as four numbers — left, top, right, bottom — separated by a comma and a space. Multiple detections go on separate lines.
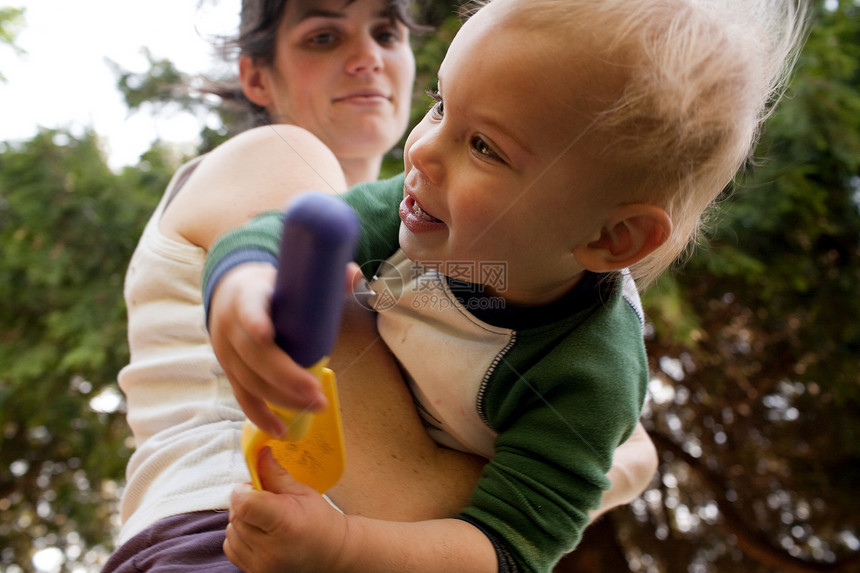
105, 1, 656, 571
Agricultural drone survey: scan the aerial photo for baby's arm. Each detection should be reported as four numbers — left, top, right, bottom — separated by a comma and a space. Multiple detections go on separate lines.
207, 261, 320, 437
225, 448, 497, 573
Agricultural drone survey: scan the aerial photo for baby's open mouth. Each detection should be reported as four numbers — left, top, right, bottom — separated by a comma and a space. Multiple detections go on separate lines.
399, 194, 446, 232
410, 197, 442, 223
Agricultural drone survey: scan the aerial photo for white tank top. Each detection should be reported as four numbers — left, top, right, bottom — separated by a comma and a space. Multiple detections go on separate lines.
116, 157, 249, 544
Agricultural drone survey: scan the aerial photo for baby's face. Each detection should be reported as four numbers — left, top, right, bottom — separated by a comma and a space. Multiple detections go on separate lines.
397, 0, 618, 306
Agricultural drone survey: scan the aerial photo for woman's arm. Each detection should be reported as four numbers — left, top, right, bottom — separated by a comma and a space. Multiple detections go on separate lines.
330, 264, 657, 522
225, 413, 657, 573
589, 421, 657, 521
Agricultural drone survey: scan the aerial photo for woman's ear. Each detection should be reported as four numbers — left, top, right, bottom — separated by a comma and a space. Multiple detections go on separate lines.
239, 55, 274, 108
573, 204, 671, 272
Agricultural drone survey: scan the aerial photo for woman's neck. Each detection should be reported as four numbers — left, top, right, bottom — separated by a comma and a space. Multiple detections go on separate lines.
340, 156, 384, 187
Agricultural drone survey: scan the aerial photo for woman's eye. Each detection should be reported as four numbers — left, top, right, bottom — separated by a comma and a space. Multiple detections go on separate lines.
374, 26, 401, 46
427, 90, 444, 117
471, 136, 501, 161
307, 32, 339, 47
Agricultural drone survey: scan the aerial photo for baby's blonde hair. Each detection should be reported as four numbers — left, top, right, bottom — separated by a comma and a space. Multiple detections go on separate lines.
502, 0, 807, 286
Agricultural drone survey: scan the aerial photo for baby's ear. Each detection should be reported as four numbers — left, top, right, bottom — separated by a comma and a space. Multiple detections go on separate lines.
573, 204, 671, 273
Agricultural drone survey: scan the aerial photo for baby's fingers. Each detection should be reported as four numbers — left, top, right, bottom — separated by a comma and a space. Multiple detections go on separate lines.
230, 328, 326, 406
228, 370, 286, 437
224, 499, 263, 573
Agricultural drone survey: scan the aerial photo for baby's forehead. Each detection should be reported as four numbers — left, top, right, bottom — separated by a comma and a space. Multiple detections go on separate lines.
475, 6, 631, 89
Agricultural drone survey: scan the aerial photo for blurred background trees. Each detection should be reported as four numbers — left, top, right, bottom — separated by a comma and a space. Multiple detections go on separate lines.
0, 1, 857, 571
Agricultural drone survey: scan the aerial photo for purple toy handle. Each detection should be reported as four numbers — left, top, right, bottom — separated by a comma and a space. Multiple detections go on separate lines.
271, 192, 360, 368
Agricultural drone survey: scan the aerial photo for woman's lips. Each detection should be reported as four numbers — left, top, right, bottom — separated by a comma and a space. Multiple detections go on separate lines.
334, 90, 390, 105
399, 194, 446, 233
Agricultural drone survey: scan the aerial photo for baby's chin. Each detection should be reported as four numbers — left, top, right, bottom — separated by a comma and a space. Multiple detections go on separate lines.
397, 225, 449, 268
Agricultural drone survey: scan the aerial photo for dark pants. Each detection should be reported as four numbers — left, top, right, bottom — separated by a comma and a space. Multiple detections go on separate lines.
102, 511, 241, 573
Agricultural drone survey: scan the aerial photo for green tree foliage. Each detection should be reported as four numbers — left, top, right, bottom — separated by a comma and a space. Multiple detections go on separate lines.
0, 6, 25, 82
0, 6, 23, 47
109, 49, 248, 155
0, 131, 178, 571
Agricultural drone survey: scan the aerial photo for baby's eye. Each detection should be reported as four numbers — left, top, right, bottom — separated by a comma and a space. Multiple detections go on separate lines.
471, 136, 501, 161
426, 89, 444, 118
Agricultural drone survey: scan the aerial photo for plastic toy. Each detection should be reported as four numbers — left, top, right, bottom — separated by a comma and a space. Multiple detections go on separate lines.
242, 192, 360, 492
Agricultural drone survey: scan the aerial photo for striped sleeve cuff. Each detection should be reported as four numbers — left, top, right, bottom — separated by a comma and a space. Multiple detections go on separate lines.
201, 210, 285, 330
202, 248, 278, 331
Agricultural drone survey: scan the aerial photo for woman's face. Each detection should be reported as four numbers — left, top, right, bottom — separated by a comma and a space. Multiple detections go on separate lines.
244, 0, 415, 170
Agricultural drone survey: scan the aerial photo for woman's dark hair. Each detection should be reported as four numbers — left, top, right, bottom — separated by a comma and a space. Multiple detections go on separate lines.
209, 0, 426, 128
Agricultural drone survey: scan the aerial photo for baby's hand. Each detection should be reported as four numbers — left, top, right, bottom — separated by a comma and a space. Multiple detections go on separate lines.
224, 447, 349, 572
208, 263, 326, 437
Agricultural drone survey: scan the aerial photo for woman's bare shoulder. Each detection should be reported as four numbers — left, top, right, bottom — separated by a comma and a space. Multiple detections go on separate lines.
160, 125, 347, 250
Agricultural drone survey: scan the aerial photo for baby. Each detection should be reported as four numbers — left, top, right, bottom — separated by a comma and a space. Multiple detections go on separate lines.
204, 0, 806, 570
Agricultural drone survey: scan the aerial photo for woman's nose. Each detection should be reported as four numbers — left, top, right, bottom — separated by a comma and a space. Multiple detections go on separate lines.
345, 36, 383, 75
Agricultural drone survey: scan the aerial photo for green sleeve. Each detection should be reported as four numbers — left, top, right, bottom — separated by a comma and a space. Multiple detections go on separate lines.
340, 172, 404, 279
203, 210, 283, 289
460, 286, 648, 572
